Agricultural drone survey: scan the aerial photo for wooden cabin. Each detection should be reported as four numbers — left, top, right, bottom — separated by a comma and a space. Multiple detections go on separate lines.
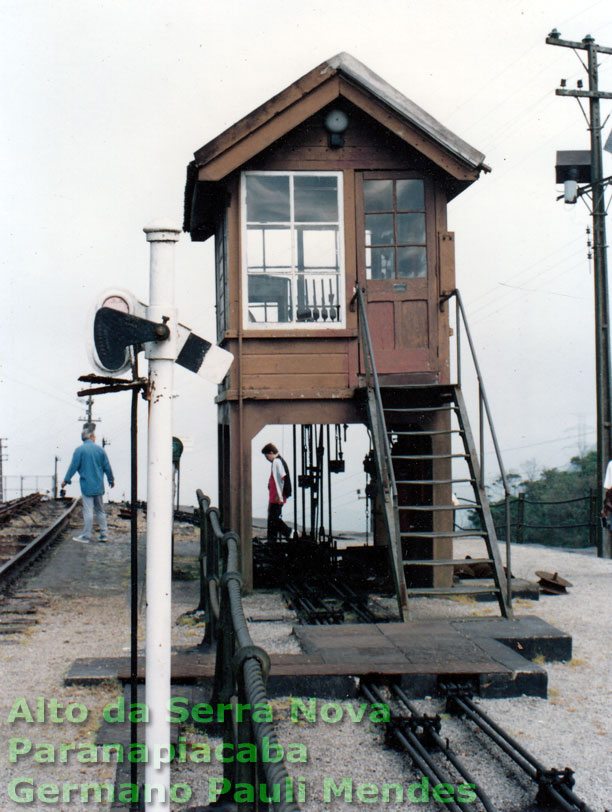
184, 53, 492, 600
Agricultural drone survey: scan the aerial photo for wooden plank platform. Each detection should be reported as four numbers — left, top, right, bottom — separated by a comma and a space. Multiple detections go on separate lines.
66, 617, 569, 698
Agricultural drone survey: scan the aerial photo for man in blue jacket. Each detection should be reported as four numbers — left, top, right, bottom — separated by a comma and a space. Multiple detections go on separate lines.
61, 425, 115, 543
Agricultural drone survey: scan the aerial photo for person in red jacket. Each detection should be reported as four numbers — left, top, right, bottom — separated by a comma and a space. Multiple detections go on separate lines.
261, 443, 292, 542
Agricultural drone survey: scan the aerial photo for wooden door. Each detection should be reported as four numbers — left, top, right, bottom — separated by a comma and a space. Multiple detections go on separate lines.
357, 173, 438, 376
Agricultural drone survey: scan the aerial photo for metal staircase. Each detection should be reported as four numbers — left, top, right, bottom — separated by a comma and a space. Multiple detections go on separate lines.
355, 287, 513, 622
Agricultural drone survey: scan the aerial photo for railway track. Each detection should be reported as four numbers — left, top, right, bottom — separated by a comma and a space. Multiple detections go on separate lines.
284, 577, 391, 625
358, 681, 593, 812
283, 578, 592, 811
0, 495, 80, 640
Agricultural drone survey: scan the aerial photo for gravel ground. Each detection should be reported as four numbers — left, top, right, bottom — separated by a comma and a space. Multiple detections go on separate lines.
0, 509, 610, 811
171, 542, 612, 812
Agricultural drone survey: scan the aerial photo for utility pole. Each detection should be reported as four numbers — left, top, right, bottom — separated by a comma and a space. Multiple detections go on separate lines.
53, 456, 60, 500
0, 439, 7, 502
78, 394, 101, 428
547, 30, 612, 557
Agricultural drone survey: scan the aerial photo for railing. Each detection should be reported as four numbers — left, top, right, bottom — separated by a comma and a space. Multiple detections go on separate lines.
2, 475, 55, 500
354, 286, 408, 619
354, 287, 398, 507
493, 490, 598, 547
196, 490, 301, 812
443, 289, 513, 608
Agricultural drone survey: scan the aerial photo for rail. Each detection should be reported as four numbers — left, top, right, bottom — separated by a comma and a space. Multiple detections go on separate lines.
446, 289, 513, 607
0, 497, 79, 589
0, 493, 43, 524
196, 489, 301, 812
354, 286, 408, 619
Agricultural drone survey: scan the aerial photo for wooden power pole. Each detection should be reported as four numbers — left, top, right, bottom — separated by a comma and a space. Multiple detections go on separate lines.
547, 30, 612, 557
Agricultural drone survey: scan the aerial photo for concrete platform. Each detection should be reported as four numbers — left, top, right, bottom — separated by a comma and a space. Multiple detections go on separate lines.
66, 615, 570, 699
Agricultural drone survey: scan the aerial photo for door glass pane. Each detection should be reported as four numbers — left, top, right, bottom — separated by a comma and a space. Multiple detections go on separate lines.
365, 214, 394, 246
398, 246, 427, 278
397, 179, 425, 210
397, 213, 426, 244
364, 179, 393, 211
367, 246, 395, 279
295, 176, 338, 222
246, 175, 290, 222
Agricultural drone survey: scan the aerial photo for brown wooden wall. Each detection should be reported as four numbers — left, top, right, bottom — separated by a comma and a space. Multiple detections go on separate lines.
214, 100, 456, 402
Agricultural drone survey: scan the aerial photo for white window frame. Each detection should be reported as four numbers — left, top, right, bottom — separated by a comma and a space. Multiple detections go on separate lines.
241, 170, 346, 330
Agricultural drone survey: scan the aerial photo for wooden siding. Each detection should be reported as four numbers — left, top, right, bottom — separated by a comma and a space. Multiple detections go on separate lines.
240, 101, 450, 176
221, 337, 355, 397
193, 54, 486, 187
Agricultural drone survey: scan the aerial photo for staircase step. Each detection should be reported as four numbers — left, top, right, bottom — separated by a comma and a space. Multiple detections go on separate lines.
361, 373, 511, 620
405, 585, 502, 596
396, 478, 475, 485
400, 530, 488, 539
384, 405, 457, 413
399, 504, 480, 512
390, 429, 464, 436
403, 558, 493, 567
392, 453, 467, 461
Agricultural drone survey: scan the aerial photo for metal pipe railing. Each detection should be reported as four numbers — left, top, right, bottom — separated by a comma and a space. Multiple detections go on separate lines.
355, 287, 398, 505
448, 289, 513, 610
355, 286, 408, 618
195, 489, 300, 812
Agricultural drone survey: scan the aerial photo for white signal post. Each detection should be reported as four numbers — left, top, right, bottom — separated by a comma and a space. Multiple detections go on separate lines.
143, 220, 181, 811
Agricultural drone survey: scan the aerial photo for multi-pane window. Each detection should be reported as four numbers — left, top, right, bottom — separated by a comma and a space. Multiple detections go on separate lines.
243, 172, 344, 327
364, 178, 427, 280
215, 212, 228, 342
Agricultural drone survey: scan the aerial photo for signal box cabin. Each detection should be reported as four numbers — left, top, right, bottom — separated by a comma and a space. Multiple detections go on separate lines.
184, 54, 510, 619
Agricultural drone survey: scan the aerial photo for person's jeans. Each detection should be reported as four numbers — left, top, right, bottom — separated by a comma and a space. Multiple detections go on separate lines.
82, 494, 108, 540
267, 502, 291, 541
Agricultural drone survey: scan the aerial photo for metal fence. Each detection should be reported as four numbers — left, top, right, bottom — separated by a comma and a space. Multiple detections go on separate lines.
196, 489, 301, 811
491, 490, 597, 547
2, 475, 55, 500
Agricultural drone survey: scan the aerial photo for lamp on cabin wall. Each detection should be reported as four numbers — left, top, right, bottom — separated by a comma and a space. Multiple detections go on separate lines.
324, 108, 349, 148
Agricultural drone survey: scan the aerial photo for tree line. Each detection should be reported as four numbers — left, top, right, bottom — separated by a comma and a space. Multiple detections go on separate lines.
471, 450, 597, 548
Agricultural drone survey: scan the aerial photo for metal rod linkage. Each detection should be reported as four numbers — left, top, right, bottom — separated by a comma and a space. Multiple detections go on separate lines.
447, 690, 594, 812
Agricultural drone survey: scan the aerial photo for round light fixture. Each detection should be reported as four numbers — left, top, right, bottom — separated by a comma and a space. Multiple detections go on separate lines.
324, 109, 349, 134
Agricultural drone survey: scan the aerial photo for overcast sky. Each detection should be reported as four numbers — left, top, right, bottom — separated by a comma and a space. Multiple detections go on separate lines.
1, 0, 611, 528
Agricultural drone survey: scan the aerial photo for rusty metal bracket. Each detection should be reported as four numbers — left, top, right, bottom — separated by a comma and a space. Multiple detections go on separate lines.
77, 373, 148, 398
439, 288, 457, 312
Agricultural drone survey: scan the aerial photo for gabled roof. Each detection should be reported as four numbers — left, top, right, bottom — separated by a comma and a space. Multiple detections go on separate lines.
191, 52, 488, 182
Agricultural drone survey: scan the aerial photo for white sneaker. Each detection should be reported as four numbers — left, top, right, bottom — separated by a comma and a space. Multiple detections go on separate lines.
73, 536, 91, 544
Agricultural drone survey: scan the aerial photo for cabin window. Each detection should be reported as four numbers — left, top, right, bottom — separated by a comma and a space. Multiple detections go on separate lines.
242, 171, 345, 328
215, 211, 229, 341
364, 178, 427, 280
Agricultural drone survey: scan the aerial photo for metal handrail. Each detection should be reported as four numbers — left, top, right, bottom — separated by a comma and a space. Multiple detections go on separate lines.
195, 489, 300, 812
355, 287, 398, 505
448, 289, 512, 608
355, 286, 408, 619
